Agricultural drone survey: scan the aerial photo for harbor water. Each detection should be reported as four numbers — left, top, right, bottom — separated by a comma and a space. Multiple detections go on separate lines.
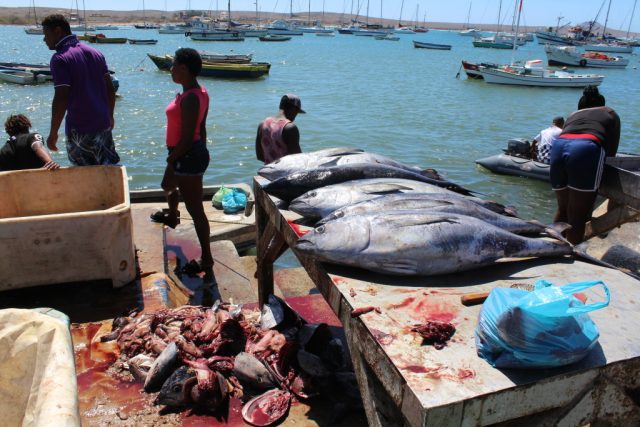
1, 25, 639, 223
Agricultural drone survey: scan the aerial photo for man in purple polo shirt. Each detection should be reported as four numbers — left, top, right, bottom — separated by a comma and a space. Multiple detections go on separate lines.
42, 14, 119, 166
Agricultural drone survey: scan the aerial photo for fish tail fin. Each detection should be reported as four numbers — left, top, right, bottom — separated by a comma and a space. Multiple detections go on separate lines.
544, 224, 574, 247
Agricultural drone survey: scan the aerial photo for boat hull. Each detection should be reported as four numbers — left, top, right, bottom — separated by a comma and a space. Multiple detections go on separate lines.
147, 54, 269, 79
477, 67, 604, 87
545, 46, 629, 68
472, 40, 514, 49
413, 41, 451, 50
476, 153, 550, 181
128, 39, 158, 45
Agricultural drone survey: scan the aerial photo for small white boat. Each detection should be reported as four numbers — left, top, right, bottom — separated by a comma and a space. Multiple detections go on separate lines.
300, 26, 335, 34
459, 28, 482, 37
0, 70, 48, 85
374, 34, 400, 41
413, 40, 452, 50
394, 27, 415, 34
316, 32, 336, 37
545, 45, 629, 69
24, 26, 43, 35
158, 24, 185, 34
584, 43, 633, 54
471, 60, 605, 88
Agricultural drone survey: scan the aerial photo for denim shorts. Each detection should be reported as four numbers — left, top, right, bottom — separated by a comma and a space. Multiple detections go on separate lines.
168, 140, 210, 176
549, 137, 606, 192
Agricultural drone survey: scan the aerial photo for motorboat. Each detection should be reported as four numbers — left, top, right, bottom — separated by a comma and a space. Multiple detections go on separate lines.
374, 34, 400, 41
92, 36, 128, 44
0, 70, 48, 85
413, 40, 452, 50
158, 24, 185, 34
472, 60, 604, 87
128, 39, 158, 45
475, 139, 550, 181
473, 36, 515, 49
459, 28, 481, 37
394, 27, 415, 34
24, 26, 43, 35
300, 26, 335, 34
545, 45, 629, 68
535, 31, 578, 45
316, 32, 335, 37
264, 20, 303, 36
259, 35, 292, 42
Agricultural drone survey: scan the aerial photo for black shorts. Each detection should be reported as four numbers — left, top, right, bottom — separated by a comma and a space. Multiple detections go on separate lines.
168, 140, 210, 176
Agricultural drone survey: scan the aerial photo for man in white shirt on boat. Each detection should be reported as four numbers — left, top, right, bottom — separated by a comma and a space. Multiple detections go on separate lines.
531, 116, 564, 164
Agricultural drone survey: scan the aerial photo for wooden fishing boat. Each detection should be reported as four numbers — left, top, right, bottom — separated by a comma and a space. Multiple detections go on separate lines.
128, 39, 158, 45
259, 35, 292, 42
0, 70, 48, 85
94, 36, 128, 44
147, 54, 270, 79
545, 45, 629, 68
413, 40, 452, 50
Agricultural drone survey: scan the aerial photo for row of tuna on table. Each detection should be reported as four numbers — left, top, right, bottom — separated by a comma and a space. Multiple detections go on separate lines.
259, 147, 575, 276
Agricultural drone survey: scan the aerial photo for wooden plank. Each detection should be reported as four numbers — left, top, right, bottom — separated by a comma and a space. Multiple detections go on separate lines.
599, 162, 640, 210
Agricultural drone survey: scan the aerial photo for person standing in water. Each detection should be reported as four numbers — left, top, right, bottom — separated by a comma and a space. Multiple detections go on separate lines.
256, 94, 305, 164
151, 48, 213, 277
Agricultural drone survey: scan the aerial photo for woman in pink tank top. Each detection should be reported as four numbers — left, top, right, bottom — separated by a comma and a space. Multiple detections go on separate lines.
150, 48, 213, 277
255, 94, 305, 164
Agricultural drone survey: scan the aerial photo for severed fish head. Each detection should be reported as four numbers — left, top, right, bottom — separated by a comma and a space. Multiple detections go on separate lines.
155, 366, 196, 408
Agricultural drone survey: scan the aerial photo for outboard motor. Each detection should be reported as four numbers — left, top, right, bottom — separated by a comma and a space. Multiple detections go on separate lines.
506, 138, 531, 158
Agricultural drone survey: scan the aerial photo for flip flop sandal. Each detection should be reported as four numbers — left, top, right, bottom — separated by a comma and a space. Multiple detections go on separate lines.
150, 209, 180, 228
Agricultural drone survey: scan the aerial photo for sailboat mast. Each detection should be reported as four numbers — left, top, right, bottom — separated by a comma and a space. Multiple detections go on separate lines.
415, 4, 419, 27
256, 0, 259, 25
627, 0, 637, 38
399, 0, 404, 26
308, 0, 311, 26
380, 0, 383, 26
511, 0, 523, 65
228, 0, 231, 25
82, 0, 87, 28
496, 0, 502, 35
290, 0, 293, 18
602, 0, 612, 39
465, 1, 471, 29
142, 0, 147, 26
366, 0, 369, 26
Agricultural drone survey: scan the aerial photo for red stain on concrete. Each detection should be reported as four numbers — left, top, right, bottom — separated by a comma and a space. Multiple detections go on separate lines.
387, 297, 416, 310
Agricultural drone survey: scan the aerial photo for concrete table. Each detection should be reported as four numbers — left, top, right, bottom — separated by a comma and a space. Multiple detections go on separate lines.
254, 177, 640, 427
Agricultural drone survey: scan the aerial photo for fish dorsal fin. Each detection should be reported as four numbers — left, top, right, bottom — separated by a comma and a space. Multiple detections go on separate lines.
319, 158, 341, 167
323, 147, 364, 157
360, 183, 414, 195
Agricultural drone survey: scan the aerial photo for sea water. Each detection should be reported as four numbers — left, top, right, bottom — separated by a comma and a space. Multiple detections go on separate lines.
0, 25, 639, 223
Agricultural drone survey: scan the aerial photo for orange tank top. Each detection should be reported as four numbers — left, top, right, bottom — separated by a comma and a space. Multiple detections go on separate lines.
165, 86, 209, 148
260, 116, 291, 164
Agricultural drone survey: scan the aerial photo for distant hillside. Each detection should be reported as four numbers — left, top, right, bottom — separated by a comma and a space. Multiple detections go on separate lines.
0, 7, 636, 37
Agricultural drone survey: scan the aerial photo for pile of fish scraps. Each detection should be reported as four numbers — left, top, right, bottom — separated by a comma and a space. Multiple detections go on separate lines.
259, 147, 574, 276
101, 296, 361, 426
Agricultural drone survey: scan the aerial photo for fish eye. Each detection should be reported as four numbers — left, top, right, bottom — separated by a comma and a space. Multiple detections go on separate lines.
335, 212, 344, 218
309, 191, 317, 197
316, 226, 325, 234
172, 384, 181, 392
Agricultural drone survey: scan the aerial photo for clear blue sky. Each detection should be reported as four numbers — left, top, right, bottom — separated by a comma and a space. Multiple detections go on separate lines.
8, 1, 640, 33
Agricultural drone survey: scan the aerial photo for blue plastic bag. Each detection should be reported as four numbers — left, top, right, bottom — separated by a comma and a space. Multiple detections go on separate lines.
475, 279, 610, 369
222, 188, 247, 214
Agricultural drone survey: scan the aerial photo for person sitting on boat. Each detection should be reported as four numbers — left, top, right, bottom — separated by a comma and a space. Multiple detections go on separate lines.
41, 14, 119, 166
549, 85, 620, 244
256, 94, 305, 164
0, 114, 59, 171
531, 116, 564, 164
151, 48, 214, 278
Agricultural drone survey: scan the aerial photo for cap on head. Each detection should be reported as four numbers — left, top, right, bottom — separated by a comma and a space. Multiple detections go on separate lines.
279, 94, 305, 114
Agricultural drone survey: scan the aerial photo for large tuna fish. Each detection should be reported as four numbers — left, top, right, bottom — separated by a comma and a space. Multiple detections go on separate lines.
258, 147, 440, 181
295, 212, 572, 276
262, 163, 474, 202
316, 193, 542, 234
288, 178, 502, 220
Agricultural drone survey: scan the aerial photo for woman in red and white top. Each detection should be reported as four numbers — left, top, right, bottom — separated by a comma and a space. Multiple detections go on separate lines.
151, 48, 213, 276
